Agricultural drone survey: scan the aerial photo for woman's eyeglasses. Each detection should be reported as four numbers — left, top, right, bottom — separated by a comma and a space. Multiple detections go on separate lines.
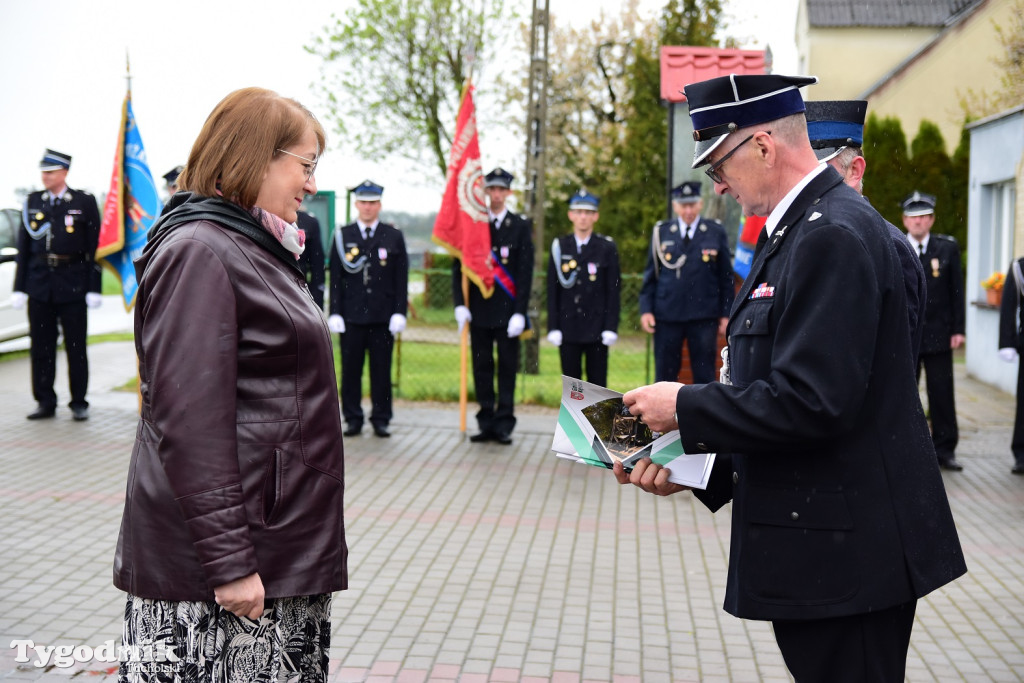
276, 149, 318, 181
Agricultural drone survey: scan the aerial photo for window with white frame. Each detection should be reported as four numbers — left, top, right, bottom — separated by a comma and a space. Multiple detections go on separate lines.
979, 180, 1015, 301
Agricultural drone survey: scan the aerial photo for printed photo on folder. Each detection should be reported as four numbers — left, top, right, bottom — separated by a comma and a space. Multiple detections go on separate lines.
551, 376, 715, 490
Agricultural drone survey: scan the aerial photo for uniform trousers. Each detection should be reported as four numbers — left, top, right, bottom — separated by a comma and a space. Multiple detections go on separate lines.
773, 600, 916, 682
469, 324, 519, 436
28, 297, 89, 410
559, 341, 608, 388
1014, 358, 1024, 468
653, 318, 718, 384
340, 323, 393, 429
917, 350, 959, 460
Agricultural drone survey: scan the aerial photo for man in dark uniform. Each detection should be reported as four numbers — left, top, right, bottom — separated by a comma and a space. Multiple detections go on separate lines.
999, 257, 1024, 474
805, 100, 927, 354
546, 189, 620, 387
162, 165, 183, 198
296, 208, 326, 309
13, 149, 102, 420
903, 191, 966, 471
328, 180, 408, 437
615, 74, 965, 680
452, 167, 534, 444
638, 180, 734, 383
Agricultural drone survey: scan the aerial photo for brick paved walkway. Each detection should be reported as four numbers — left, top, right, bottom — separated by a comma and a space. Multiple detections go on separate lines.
1, 340, 1022, 681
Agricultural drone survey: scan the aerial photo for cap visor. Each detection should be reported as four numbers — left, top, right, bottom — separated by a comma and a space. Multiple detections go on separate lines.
692, 134, 728, 169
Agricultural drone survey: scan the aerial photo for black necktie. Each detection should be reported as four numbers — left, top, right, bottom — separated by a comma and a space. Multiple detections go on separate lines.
752, 226, 769, 261
682, 224, 692, 248
492, 218, 499, 232
364, 227, 371, 241
918, 243, 924, 256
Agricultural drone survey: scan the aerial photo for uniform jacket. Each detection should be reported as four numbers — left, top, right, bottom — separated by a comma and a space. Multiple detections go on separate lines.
452, 212, 534, 329
329, 221, 409, 325
1000, 257, 1024, 350
15, 187, 102, 302
675, 167, 965, 621
918, 233, 966, 355
296, 210, 325, 309
638, 215, 735, 322
113, 193, 347, 601
886, 220, 927, 356
547, 232, 620, 344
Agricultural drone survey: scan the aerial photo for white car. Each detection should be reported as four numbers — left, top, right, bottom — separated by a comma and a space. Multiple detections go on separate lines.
0, 208, 30, 342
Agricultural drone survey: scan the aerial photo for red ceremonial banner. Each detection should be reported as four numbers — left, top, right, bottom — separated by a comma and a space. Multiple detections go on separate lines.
431, 82, 493, 298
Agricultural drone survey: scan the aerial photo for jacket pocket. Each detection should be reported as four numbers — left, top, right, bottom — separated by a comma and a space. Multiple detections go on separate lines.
261, 448, 284, 526
741, 485, 859, 606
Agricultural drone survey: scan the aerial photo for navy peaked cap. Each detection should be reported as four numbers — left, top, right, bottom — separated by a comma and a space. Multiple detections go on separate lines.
484, 167, 514, 188
902, 191, 936, 216
568, 188, 599, 210
671, 181, 702, 203
805, 100, 867, 162
352, 179, 384, 200
40, 149, 71, 171
684, 73, 818, 168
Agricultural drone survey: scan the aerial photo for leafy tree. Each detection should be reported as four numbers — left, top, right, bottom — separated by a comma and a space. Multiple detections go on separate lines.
307, 0, 508, 180
863, 113, 910, 228
959, 0, 1024, 119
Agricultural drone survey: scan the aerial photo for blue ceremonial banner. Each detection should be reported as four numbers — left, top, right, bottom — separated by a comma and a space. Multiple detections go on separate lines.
97, 92, 161, 310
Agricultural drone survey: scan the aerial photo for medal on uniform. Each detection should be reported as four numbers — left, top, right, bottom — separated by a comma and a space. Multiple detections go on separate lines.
931, 258, 940, 278
65, 215, 75, 233
500, 245, 509, 264
588, 262, 597, 281
665, 253, 672, 261
562, 263, 571, 273
35, 212, 44, 221
351, 246, 359, 256
379, 247, 388, 266
568, 259, 577, 269
702, 253, 709, 262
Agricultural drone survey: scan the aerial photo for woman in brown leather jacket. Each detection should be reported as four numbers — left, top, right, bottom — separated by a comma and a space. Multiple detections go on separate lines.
113, 88, 347, 682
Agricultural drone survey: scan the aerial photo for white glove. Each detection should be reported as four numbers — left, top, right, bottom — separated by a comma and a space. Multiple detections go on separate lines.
328, 314, 346, 334
85, 292, 103, 309
507, 313, 526, 338
389, 313, 407, 335
454, 305, 472, 332
547, 330, 563, 347
601, 330, 618, 346
1000, 347, 1019, 362
10, 291, 27, 310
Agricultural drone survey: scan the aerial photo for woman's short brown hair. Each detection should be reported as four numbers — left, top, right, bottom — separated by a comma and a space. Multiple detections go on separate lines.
177, 87, 326, 208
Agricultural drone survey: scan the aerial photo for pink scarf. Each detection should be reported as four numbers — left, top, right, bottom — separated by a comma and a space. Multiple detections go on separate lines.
248, 206, 306, 260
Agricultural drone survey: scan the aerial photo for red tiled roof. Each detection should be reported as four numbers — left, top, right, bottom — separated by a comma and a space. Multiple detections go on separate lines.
660, 47, 767, 103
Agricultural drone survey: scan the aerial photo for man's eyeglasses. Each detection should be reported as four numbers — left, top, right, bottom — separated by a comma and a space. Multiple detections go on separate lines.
704, 131, 769, 184
276, 149, 318, 181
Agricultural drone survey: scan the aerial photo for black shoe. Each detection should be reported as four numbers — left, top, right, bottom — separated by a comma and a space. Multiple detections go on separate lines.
373, 425, 391, 438
343, 425, 362, 437
27, 405, 56, 420
1012, 463, 1024, 475
71, 406, 89, 421
469, 431, 493, 443
939, 458, 964, 472
493, 432, 513, 445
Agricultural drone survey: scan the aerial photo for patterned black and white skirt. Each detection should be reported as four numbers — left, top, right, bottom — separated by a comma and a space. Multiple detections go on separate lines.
118, 593, 332, 683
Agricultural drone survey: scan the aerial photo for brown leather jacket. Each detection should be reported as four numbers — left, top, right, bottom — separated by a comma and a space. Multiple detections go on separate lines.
114, 194, 347, 601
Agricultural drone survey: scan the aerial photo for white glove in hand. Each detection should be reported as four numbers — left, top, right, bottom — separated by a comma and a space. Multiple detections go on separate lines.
454, 305, 472, 332
328, 315, 346, 334
10, 291, 27, 310
546, 330, 563, 347
601, 330, 618, 346
999, 347, 1019, 363
85, 292, 103, 309
389, 313, 407, 335
507, 313, 526, 338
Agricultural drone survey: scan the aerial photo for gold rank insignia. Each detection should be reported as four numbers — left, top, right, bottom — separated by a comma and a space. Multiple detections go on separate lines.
568, 259, 577, 269
665, 253, 673, 261
562, 263, 571, 273
30, 221, 37, 228
35, 212, 44, 220
345, 253, 354, 262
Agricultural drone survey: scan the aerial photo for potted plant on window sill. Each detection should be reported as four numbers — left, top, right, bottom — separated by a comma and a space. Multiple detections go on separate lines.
981, 271, 1005, 306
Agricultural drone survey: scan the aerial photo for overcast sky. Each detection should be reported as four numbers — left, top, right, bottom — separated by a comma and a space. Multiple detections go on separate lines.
0, 0, 798, 217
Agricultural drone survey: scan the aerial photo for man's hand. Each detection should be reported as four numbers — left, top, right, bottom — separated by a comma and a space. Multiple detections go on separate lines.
388, 313, 407, 335
85, 292, 103, 309
601, 330, 618, 346
640, 313, 656, 334
622, 382, 683, 433
454, 305, 472, 332
214, 572, 265, 619
950, 334, 965, 350
612, 459, 690, 496
547, 330, 563, 347
10, 291, 27, 310
507, 313, 526, 338
718, 316, 728, 336
328, 315, 345, 334
999, 347, 1018, 363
